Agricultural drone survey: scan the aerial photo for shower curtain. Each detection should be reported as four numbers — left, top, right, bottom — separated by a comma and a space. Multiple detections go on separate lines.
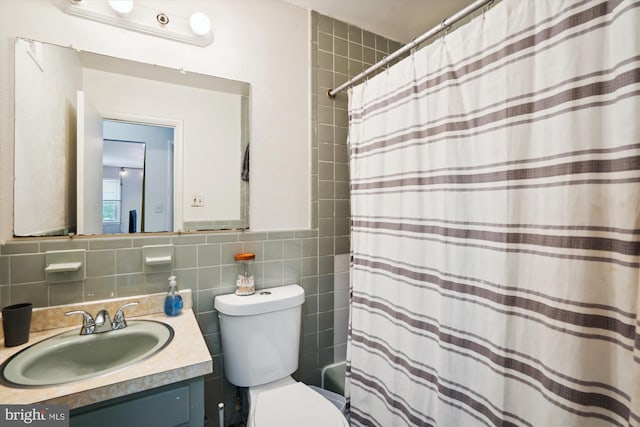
346, 1, 640, 426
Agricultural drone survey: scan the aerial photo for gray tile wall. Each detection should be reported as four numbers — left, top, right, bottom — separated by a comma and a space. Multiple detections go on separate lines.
0, 11, 402, 424
312, 10, 402, 255
309, 12, 402, 392
0, 230, 319, 423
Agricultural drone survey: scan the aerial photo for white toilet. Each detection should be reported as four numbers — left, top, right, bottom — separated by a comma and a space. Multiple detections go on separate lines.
215, 284, 349, 427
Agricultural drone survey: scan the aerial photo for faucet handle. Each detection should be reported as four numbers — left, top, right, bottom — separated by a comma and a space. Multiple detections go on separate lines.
65, 310, 95, 335
112, 302, 139, 330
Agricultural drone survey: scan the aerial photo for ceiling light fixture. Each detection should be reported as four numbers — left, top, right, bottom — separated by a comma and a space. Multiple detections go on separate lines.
108, 0, 133, 17
65, 0, 213, 47
189, 12, 211, 36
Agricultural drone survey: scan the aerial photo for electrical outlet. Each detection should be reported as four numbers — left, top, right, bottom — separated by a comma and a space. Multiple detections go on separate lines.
191, 194, 205, 207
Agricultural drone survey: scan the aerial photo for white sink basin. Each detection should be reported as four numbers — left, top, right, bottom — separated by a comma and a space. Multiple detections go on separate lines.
1, 320, 173, 387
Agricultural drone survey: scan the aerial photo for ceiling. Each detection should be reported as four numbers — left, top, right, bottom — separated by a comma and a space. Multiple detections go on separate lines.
283, 0, 477, 44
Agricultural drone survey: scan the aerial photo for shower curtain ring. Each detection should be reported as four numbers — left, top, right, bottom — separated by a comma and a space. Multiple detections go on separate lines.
440, 18, 452, 40
483, 0, 495, 19
381, 56, 387, 71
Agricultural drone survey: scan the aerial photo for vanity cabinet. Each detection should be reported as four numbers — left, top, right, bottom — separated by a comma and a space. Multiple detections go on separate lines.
70, 378, 204, 427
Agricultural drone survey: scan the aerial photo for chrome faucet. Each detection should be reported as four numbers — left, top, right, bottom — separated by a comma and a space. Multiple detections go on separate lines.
94, 309, 113, 333
65, 302, 140, 335
64, 310, 95, 335
112, 302, 139, 330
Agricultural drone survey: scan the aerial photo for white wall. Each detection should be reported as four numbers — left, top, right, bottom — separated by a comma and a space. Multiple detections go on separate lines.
0, 0, 310, 240
13, 39, 82, 236
85, 69, 241, 226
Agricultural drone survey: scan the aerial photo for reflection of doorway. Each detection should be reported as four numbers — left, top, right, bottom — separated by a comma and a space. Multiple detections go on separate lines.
102, 120, 174, 234
102, 141, 145, 234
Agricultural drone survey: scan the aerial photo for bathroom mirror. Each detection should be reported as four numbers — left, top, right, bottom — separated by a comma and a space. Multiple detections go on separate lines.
13, 38, 250, 237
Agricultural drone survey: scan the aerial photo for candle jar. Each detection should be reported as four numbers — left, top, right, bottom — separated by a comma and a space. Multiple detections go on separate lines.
234, 252, 255, 295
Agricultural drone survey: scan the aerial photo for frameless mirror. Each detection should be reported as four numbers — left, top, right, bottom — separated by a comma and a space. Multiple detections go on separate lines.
13, 38, 250, 237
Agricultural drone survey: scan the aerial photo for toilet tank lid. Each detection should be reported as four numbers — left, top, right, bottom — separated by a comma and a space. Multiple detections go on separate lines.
214, 284, 305, 316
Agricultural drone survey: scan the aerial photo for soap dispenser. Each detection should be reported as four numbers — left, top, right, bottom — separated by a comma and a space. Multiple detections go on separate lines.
164, 276, 183, 316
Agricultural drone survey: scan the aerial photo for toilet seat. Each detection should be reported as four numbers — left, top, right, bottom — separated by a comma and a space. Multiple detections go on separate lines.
250, 382, 348, 427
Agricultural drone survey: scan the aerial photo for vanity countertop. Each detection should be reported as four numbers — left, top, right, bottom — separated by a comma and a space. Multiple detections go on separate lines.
0, 291, 213, 409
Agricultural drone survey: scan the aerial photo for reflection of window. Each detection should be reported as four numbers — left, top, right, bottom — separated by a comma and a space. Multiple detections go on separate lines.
103, 178, 121, 223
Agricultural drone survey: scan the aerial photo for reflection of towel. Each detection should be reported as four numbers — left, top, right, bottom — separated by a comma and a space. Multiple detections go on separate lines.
241, 143, 250, 181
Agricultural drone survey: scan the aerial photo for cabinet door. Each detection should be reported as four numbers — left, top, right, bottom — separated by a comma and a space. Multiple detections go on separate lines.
71, 385, 190, 427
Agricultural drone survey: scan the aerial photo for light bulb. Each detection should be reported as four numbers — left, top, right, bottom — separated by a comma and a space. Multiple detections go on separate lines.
190, 12, 211, 36
108, 0, 133, 17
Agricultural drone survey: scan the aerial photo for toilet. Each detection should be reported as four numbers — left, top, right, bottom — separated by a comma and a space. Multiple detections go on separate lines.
215, 284, 349, 427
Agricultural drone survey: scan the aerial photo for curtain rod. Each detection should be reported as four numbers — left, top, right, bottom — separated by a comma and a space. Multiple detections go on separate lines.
328, 0, 493, 98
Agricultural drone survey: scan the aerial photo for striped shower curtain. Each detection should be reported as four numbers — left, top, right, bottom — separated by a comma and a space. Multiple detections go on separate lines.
346, 1, 640, 426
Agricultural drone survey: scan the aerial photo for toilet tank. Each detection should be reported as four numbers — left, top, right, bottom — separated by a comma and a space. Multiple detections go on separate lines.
214, 284, 305, 387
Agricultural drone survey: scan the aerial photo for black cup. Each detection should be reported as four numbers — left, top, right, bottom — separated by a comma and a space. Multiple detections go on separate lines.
2, 303, 33, 347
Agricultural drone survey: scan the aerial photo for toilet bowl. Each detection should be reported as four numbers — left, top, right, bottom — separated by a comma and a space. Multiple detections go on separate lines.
215, 284, 348, 427
247, 377, 348, 427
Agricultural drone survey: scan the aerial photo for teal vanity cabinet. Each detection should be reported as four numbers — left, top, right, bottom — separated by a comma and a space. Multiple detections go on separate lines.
70, 377, 204, 427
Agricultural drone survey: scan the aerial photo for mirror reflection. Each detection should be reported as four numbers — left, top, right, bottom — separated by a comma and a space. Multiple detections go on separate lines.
14, 38, 250, 237
102, 120, 174, 234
